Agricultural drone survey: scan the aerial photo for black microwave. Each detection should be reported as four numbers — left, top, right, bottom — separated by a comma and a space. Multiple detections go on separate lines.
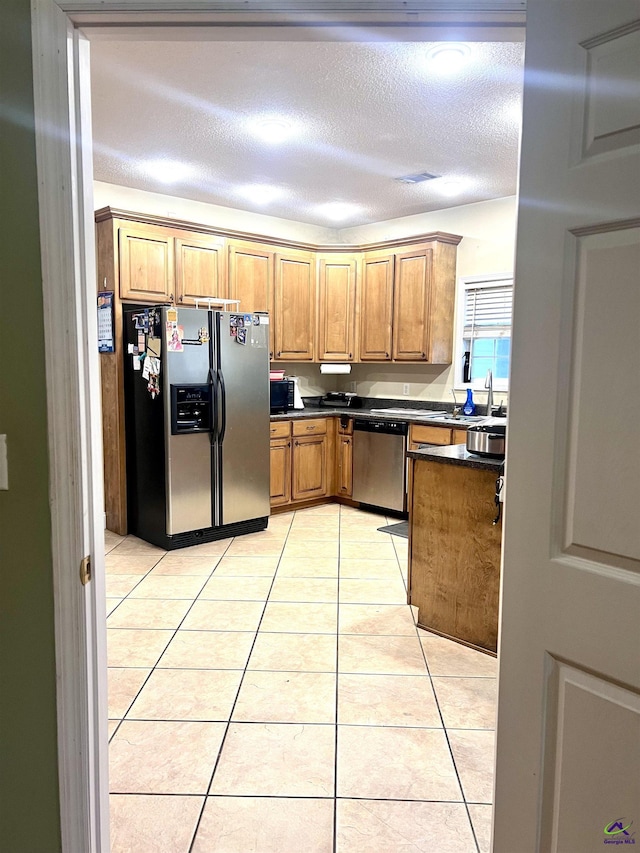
270, 379, 294, 414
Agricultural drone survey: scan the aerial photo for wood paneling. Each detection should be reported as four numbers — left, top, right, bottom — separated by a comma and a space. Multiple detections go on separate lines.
175, 234, 226, 305
409, 458, 501, 652
358, 252, 394, 361
393, 247, 432, 361
274, 251, 316, 360
317, 254, 358, 361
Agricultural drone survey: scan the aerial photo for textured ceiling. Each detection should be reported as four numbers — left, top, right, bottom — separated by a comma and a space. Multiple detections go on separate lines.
90, 39, 524, 227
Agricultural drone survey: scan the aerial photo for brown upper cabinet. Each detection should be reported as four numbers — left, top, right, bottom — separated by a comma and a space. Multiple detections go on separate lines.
119, 223, 175, 302
174, 233, 226, 306
118, 222, 226, 305
273, 250, 316, 361
317, 254, 358, 361
358, 239, 459, 364
359, 251, 395, 361
228, 240, 276, 358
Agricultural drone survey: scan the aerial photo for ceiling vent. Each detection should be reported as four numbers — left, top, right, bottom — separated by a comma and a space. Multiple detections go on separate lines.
395, 171, 440, 184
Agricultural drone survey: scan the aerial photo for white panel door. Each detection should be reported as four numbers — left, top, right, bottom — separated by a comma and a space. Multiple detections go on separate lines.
494, 3, 640, 852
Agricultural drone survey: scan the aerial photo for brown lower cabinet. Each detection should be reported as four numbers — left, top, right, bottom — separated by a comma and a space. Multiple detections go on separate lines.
270, 418, 335, 508
270, 416, 468, 510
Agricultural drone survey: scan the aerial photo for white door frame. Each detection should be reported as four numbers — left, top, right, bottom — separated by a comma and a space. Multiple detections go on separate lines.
31, 2, 526, 850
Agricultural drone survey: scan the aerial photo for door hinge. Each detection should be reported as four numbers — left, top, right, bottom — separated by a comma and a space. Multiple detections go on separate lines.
80, 555, 92, 586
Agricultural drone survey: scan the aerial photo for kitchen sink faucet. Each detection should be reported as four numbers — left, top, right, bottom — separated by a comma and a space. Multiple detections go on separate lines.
485, 369, 494, 417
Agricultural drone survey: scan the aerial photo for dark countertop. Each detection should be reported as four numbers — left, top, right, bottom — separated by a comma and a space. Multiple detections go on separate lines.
270, 406, 491, 429
407, 443, 505, 472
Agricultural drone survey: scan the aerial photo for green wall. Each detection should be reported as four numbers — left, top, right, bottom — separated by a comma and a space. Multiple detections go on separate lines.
0, 0, 62, 850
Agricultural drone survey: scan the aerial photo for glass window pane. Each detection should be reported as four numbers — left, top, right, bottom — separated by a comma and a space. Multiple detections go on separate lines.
495, 357, 510, 379
472, 339, 493, 358
471, 357, 492, 381
497, 338, 511, 357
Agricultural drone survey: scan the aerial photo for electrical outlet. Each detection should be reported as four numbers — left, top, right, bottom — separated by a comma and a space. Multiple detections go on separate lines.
402, 383, 410, 396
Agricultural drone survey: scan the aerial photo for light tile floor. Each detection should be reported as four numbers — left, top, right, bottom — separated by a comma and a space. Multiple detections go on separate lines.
105, 504, 497, 853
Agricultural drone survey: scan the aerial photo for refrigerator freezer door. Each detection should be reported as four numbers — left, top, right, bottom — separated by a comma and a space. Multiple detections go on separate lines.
215, 312, 270, 525
163, 307, 213, 534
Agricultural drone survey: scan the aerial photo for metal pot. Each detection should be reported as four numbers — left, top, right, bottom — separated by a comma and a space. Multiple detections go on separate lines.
466, 422, 506, 458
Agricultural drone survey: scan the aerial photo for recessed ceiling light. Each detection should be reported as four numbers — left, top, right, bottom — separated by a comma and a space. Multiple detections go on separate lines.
425, 43, 472, 73
139, 158, 193, 184
316, 202, 362, 222
249, 117, 296, 145
236, 184, 285, 206
436, 178, 468, 197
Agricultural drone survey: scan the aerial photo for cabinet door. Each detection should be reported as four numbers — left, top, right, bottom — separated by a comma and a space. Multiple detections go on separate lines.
119, 223, 174, 302
274, 251, 316, 361
175, 234, 226, 305
269, 438, 291, 506
336, 434, 353, 497
358, 252, 394, 360
229, 241, 275, 358
317, 254, 358, 361
393, 247, 432, 361
291, 435, 327, 500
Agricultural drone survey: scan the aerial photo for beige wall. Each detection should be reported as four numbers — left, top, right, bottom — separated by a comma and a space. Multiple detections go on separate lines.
95, 184, 516, 405
338, 196, 516, 404
94, 181, 338, 244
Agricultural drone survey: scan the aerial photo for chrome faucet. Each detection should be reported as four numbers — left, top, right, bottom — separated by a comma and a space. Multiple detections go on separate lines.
485, 369, 494, 417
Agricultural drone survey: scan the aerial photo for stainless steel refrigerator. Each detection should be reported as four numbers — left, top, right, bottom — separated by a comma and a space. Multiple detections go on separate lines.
124, 305, 270, 549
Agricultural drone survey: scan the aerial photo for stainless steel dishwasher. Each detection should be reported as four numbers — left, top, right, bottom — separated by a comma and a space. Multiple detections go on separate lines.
352, 419, 408, 513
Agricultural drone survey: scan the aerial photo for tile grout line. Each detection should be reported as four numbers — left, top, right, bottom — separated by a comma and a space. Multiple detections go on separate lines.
186, 510, 295, 853
333, 504, 343, 853
107, 536, 237, 744
414, 621, 484, 853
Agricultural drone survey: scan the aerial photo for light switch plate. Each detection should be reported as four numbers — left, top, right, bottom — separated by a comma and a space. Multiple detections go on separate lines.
0, 435, 8, 490
402, 383, 410, 396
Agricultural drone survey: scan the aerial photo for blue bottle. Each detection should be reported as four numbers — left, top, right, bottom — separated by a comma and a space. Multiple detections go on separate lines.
463, 388, 476, 415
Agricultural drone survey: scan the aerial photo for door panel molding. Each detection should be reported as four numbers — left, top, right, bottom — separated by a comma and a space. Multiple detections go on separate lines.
540, 658, 640, 853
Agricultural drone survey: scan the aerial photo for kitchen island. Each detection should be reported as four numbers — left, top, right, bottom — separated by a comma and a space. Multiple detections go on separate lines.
407, 444, 503, 654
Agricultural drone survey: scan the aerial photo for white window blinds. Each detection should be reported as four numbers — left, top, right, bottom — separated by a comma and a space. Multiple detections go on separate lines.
464, 281, 514, 338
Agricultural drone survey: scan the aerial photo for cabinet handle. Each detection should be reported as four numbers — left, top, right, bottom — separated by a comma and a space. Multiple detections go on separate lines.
421, 352, 425, 358
287, 442, 291, 447
349, 353, 352, 358
306, 425, 315, 430
277, 351, 281, 357
179, 295, 183, 303
385, 351, 389, 357
294, 440, 299, 446
169, 293, 174, 302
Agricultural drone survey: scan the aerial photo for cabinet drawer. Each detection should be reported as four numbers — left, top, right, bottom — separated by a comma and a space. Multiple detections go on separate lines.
292, 419, 327, 437
270, 421, 291, 439
410, 424, 452, 446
